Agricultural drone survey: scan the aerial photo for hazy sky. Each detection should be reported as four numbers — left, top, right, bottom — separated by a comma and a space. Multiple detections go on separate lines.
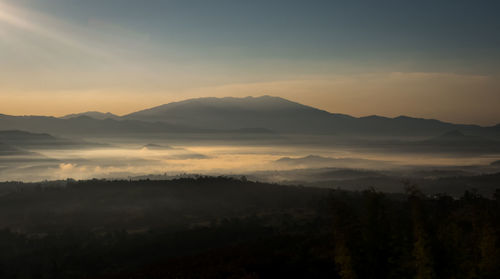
1, 0, 499, 125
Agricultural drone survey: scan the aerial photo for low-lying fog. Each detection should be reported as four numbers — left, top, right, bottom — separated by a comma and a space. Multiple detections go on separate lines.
1, 141, 500, 183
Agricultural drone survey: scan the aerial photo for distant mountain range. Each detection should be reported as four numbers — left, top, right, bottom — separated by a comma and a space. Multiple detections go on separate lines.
0, 130, 70, 148
61, 111, 120, 120
122, 96, 349, 134
0, 114, 205, 136
424, 130, 498, 145
275, 155, 392, 169
1, 96, 499, 138
414, 130, 500, 153
0, 130, 105, 150
0, 142, 30, 156
122, 96, 500, 137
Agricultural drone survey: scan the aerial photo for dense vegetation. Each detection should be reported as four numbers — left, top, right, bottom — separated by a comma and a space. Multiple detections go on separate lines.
0, 177, 498, 278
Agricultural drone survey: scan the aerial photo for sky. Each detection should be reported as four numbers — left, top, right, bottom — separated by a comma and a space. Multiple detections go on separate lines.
0, 0, 499, 125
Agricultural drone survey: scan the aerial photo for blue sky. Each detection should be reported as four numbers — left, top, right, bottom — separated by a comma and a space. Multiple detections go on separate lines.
16, 0, 500, 72
1, 0, 499, 124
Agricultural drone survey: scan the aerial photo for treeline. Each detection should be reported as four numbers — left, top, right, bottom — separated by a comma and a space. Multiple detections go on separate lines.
327, 187, 500, 279
0, 177, 326, 232
0, 178, 498, 278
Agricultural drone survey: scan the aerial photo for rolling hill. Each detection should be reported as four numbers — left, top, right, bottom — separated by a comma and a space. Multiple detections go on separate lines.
0, 142, 30, 156
0, 130, 107, 149
0, 115, 206, 137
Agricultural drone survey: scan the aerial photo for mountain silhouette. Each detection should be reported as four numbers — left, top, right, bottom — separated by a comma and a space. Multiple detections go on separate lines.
1, 96, 499, 138
0, 130, 105, 149
123, 96, 352, 134
406, 130, 500, 153
275, 155, 390, 169
0, 115, 206, 137
61, 111, 120, 120
123, 96, 497, 137
0, 142, 30, 156
426, 130, 495, 143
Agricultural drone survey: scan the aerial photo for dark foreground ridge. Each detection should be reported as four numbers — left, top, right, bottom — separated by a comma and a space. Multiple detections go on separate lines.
0, 177, 499, 278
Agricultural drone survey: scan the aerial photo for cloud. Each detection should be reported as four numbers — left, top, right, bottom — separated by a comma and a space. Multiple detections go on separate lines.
59, 163, 76, 171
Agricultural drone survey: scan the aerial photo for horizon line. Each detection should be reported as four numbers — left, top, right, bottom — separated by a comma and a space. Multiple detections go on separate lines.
0, 95, 498, 128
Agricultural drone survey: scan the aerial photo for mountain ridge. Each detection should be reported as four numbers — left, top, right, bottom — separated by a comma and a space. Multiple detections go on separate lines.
122, 96, 493, 136
1, 96, 498, 128
1, 96, 499, 138
61, 111, 120, 120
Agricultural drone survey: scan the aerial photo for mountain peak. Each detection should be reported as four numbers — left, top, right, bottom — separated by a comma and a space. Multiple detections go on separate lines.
62, 111, 119, 120
157, 95, 307, 109
121, 95, 338, 133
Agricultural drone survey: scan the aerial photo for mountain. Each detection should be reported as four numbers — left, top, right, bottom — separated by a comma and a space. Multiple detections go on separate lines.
123, 96, 497, 137
123, 96, 353, 134
424, 130, 499, 145
0, 130, 105, 149
1, 96, 499, 138
0, 142, 30, 156
275, 155, 391, 169
406, 130, 500, 154
0, 130, 62, 147
0, 115, 206, 137
61, 111, 120, 120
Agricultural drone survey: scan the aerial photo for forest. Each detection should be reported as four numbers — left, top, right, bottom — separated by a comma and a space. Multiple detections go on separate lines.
0, 177, 498, 278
